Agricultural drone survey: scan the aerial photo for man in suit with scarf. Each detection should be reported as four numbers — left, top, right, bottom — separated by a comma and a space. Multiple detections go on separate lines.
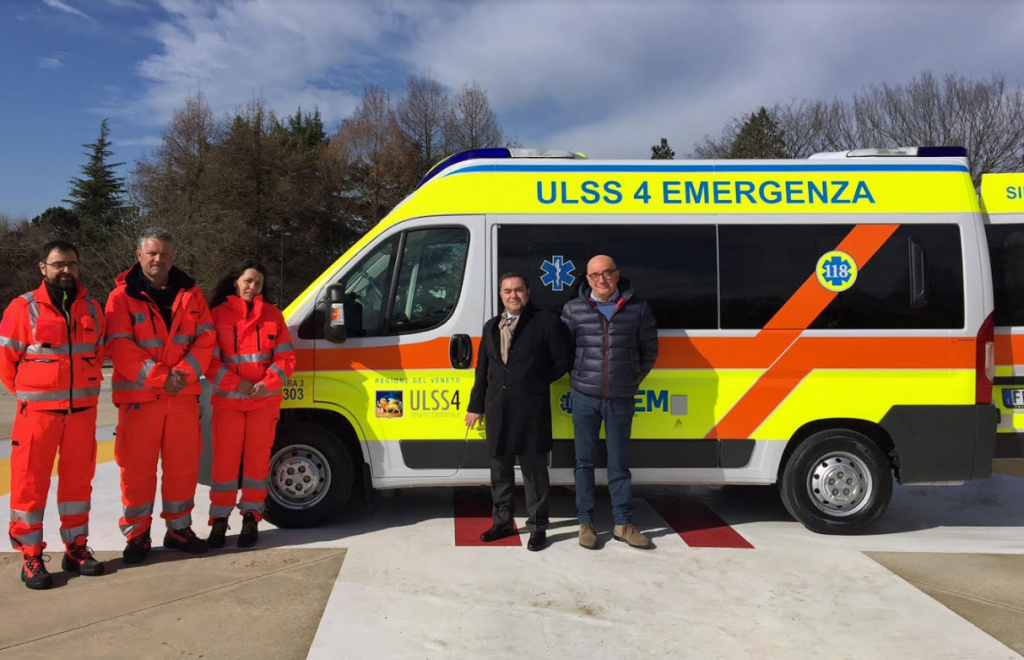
465, 272, 572, 551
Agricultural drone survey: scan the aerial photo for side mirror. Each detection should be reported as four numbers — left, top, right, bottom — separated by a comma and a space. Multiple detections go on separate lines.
324, 284, 348, 344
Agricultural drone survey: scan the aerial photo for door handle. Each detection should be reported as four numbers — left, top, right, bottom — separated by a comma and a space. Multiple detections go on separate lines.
449, 334, 472, 369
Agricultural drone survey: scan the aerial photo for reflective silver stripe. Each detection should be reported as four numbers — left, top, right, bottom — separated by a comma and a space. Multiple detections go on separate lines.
0, 336, 27, 352
58, 501, 91, 517
119, 521, 146, 537
184, 353, 201, 377
268, 364, 287, 382
209, 505, 234, 518
214, 390, 249, 399
211, 480, 237, 493
173, 334, 192, 344
23, 294, 40, 336
11, 508, 44, 525
212, 347, 221, 359
212, 365, 229, 387
104, 333, 134, 344
138, 338, 164, 349
196, 323, 214, 335
60, 523, 89, 543
12, 529, 43, 547
274, 342, 294, 353
123, 502, 154, 520
19, 387, 100, 402
163, 498, 194, 514
241, 476, 269, 491
238, 501, 265, 514
166, 514, 192, 530
26, 343, 94, 355
112, 381, 145, 391
224, 353, 272, 364
135, 359, 157, 385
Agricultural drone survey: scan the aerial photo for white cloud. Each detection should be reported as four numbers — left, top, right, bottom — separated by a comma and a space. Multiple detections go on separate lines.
126, 0, 1024, 157
37, 54, 65, 70
116, 135, 163, 147
40, 0, 91, 20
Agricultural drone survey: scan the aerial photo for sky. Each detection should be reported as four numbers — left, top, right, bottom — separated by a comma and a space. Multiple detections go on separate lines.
1, 0, 1023, 219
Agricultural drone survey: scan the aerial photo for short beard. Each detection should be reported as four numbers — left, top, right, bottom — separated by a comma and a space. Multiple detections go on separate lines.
47, 275, 76, 291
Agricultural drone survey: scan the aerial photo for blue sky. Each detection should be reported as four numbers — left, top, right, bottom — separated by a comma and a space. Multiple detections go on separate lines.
2, 0, 1024, 219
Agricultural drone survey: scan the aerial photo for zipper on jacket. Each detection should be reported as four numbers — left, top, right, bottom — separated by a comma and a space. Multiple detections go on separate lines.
234, 327, 239, 353
602, 318, 610, 399
256, 324, 261, 351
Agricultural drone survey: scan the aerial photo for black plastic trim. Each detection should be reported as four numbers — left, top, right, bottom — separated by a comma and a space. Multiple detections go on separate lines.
879, 404, 998, 483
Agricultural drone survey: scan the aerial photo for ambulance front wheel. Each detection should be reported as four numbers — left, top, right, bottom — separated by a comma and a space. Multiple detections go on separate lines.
264, 422, 354, 528
779, 429, 893, 534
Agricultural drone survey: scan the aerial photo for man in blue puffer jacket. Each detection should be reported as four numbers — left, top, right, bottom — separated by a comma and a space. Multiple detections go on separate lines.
561, 255, 658, 550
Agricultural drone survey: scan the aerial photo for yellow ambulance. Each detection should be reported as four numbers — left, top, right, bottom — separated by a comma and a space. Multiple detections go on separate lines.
982, 173, 1024, 462
264, 147, 999, 534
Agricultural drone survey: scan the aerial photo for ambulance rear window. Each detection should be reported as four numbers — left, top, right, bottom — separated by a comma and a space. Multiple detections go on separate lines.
720, 224, 964, 330
985, 224, 1024, 327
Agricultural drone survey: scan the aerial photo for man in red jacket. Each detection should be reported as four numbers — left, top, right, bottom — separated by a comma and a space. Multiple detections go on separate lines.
1, 240, 106, 589
105, 228, 216, 563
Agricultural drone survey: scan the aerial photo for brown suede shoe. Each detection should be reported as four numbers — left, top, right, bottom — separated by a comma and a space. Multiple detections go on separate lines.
578, 523, 598, 550
613, 523, 653, 549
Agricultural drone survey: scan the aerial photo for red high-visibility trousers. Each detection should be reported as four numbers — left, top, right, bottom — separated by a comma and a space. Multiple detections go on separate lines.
8, 406, 97, 555
115, 395, 201, 540
209, 406, 280, 522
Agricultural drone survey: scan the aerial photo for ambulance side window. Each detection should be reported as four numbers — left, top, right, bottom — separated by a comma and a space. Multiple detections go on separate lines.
340, 237, 399, 337
496, 224, 718, 329
986, 224, 1024, 327
387, 227, 469, 335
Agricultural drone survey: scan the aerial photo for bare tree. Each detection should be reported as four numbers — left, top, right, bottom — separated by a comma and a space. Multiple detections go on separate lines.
396, 74, 451, 178
693, 71, 1024, 186
447, 81, 504, 152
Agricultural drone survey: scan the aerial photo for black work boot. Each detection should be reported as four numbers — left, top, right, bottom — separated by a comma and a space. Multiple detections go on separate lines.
62, 537, 105, 576
164, 526, 209, 554
237, 512, 259, 549
207, 518, 229, 549
21, 547, 53, 590
123, 530, 152, 565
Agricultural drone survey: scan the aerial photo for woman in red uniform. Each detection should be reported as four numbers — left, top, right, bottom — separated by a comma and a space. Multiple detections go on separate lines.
205, 261, 295, 548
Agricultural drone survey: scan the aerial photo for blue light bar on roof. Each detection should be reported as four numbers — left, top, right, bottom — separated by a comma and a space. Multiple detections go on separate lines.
917, 146, 968, 158
415, 148, 581, 189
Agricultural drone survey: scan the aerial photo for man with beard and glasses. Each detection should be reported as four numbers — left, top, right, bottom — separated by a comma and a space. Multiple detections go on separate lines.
0, 240, 106, 589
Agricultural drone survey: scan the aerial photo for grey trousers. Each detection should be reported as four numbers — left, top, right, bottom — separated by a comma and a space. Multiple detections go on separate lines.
490, 454, 550, 533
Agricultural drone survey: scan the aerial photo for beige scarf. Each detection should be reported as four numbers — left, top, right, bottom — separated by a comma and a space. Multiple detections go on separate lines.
498, 313, 520, 363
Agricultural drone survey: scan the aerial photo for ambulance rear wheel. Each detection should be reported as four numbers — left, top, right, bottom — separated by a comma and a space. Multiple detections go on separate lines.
264, 422, 354, 528
779, 429, 892, 534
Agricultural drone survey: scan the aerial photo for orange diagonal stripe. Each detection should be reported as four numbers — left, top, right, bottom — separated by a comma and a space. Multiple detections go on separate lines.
707, 224, 900, 440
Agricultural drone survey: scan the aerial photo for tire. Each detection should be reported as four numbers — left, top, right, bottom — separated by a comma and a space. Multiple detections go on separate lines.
264, 421, 355, 529
779, 428, 893, 535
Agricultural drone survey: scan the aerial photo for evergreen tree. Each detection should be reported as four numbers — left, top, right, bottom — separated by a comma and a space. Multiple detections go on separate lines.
650, 137, 675, 159
30, 206, 80, 237
728, 107, 787, 159
64, 119, 126, 236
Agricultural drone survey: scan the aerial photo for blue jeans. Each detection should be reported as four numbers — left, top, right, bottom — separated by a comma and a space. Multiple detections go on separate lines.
572, 391, 634, 525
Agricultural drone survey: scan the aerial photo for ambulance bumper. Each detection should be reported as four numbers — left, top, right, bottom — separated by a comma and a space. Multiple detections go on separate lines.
994, 432, 1024, 459
880, 404, 999, 484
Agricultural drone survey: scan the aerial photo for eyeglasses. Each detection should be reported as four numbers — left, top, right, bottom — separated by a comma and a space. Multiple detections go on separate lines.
45, 262, 79, 271
587, 268, 618, 282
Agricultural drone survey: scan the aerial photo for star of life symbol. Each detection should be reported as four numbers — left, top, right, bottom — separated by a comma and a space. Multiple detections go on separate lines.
559, 391, 573, 415
540, 255, 576, 292
820, 255, 852, 287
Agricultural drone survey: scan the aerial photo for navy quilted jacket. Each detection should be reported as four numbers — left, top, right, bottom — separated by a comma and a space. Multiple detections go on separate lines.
560, 279, 659, 399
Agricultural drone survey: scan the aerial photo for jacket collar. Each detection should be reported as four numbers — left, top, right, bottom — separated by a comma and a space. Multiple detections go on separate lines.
578, 278, 634, 307
33, 279, 88, 308
225, 294, 264, 327
488, 302, 535, 355
115, 263, 196, 303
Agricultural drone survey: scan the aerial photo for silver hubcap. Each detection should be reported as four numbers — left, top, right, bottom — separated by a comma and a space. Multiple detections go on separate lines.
269, 444, 331, 511
807, 451, 872, 518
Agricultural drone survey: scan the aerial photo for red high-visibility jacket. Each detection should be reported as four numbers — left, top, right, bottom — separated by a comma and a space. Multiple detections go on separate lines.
0, 280, 105, 411
206, 295, 295, 411
105, 264, 215, 404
